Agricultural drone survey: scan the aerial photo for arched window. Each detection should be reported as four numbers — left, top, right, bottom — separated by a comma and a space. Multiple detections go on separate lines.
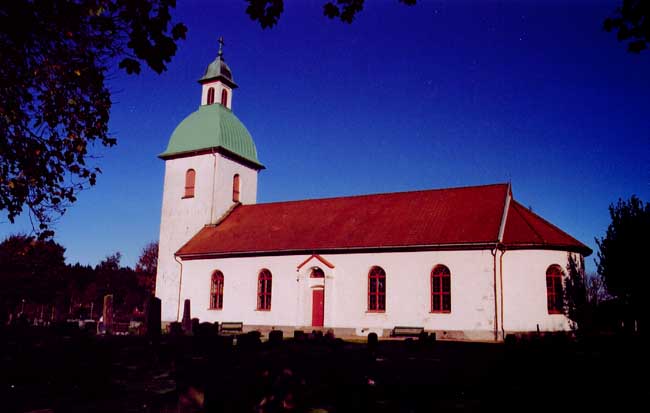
184, 169, 195, 198
232, 174, 240, 202
221, 89, 228, 106
210, 271, 224, 310
207, 87, 215, 105
431, 265, 451, 313
546, 265, 564, 314
368, 266, 386, 312
257, 269, 272, 311
310, 267, 325, 278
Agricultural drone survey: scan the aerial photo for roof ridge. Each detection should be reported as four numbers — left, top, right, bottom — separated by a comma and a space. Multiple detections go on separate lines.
244, 183, 510, 208
497, 183, 512, 243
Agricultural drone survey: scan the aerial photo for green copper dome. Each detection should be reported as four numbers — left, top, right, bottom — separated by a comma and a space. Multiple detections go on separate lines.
159, 104, 263, 168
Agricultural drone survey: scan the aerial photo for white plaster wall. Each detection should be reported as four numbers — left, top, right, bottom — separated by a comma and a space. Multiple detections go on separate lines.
501, 249, 575, 332
201, 81, 233, 109
156, 153, 258, 321
210, 154, 257, 222
178, 250, 498, 335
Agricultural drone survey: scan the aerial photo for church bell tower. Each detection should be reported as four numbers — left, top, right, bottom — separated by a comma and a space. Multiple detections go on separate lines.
155, 39, 264, 322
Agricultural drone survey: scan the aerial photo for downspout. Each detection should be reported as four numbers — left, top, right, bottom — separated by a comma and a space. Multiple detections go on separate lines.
175, 255, 184, 322
491, 247, 499, 341
499, 247, 506, 339
295, 267, 301, 328
495, 183, 512, 341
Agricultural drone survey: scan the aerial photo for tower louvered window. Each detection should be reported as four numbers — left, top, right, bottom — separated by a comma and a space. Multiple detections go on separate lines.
232, 174, 240, 202
184, 169, 195, 198
221, 89, 228, 106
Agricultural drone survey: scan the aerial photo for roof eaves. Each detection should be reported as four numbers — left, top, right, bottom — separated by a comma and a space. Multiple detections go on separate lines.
158, 146, 265, 170
198, 74, 238, 89
175, 241, 501, 260
503, 242, 592, 256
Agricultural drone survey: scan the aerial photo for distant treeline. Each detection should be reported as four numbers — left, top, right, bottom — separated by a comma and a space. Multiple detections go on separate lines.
0, 234, 157, 324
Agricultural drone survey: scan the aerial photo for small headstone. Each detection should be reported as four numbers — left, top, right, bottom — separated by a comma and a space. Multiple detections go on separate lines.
181, 299, 192, 335
103, 295, 114, 335
83, 320, 97, 334
196, 322, 218, 337
169, 321, 183, 336
269, 329, 283, 345
191, 318, 200, 335
367, 332, 378, 351
145, 296, 162, 339
54, 294, 66, 322
418, 331, 428, 343
239, 331, 261, 348
325, 329, 335, 342
293, 330, 305, 341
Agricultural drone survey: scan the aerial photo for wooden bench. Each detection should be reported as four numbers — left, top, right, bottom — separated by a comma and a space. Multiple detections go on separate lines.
219, 321, 244, 335
391, 326, 425, 337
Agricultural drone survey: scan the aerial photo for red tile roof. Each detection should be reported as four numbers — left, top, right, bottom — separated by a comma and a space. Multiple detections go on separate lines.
176, 183, 591, 258
502, 200, 591, 254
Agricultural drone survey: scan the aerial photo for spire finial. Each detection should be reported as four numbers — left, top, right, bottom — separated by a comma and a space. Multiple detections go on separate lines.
218, 36, 224, 58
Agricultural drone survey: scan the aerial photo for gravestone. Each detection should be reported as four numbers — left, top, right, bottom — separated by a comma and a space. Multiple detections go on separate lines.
239, 331, 261, 348
103, 294, 114, 335
367, 332, 378, 352
145, 296, 162, 339
195, 322, 218, 337
293, 330, 305, 341
169, 321, 183, 336
191, 318, 200, 335
181, 299, 192, 335
325, 329, 335, 343
268, 329, 283, 345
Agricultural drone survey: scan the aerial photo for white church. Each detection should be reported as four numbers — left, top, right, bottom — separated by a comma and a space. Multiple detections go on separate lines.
155, 42, 591, 341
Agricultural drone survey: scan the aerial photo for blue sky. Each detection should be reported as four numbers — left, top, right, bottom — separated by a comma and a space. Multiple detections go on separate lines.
1, 0, 648, 273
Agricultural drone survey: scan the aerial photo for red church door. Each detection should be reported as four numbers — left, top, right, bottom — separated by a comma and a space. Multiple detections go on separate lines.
312, 289, 324, 327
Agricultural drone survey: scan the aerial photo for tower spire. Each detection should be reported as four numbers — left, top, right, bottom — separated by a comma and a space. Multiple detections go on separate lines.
218, 36, 224, 58
199, 36, 237, 108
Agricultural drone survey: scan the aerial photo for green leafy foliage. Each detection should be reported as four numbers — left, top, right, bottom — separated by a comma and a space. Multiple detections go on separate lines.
596, 196, 649, 330
564, 253, 589, 331
135, 241, 158, 296
0, 234, 66, 318
0, 235, 153, 322
0, 1, 186, 235
245, 0, 284, 29
245, 0, 417, 28
604, 0, 650, 53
